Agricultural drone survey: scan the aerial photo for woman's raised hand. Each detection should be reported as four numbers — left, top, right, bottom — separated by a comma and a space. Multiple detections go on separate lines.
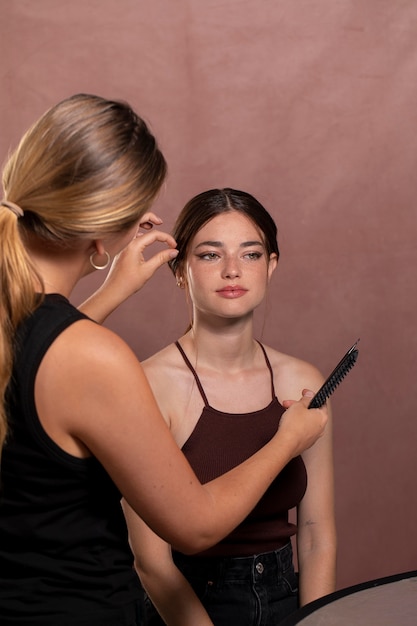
79, 213, 178, 323
104, 212, 178, 297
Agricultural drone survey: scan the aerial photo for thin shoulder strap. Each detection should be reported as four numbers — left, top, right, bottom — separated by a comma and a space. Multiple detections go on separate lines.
175, 341, 210, 407
256, 340, 276, 400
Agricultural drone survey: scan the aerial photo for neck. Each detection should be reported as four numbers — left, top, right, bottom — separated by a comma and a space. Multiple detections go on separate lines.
26, 236, 91, 298
181, 315, 259, 372
35, 261, 82, 298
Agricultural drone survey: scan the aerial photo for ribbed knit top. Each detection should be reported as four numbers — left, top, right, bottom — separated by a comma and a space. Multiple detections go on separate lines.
174, 340, 307, 558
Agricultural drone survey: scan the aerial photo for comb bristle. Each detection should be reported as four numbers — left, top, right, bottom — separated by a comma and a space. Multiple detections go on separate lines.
308, 346, 359, 409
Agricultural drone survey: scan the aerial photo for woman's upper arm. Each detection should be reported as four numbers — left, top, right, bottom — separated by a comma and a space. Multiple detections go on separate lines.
298, 399, 336, 543
275, 353, 336, 538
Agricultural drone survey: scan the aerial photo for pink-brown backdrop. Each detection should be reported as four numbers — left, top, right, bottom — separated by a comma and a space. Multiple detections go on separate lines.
1, 0, 416, 590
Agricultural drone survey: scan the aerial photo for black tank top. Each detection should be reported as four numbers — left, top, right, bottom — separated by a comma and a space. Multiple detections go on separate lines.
175, 340, 307, 557
0, 294, 141, 624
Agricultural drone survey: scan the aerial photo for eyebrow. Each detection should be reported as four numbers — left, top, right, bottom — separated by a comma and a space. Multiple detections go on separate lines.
194, 240, 264, 249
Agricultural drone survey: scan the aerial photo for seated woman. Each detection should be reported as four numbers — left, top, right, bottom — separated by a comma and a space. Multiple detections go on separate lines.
95, 188, 337, 626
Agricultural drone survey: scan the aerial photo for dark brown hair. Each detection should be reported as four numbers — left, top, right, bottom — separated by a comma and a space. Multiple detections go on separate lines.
169, 188, 279, 277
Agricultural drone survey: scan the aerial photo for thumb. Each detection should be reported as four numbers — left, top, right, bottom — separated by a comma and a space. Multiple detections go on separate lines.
283, 389, 315, 409
145, 248, 178, 274
300, 388, 315, 408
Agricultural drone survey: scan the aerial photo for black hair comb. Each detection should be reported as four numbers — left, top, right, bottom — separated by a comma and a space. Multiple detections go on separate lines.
308, 339, 360, 409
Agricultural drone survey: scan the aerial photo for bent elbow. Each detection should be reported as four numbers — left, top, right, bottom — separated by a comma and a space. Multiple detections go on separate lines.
170, 526, 219, 555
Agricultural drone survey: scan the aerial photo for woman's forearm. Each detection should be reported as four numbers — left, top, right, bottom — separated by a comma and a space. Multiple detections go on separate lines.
79, 285, 121, 324
139, 569, 214, 626
297, 538, 337, 605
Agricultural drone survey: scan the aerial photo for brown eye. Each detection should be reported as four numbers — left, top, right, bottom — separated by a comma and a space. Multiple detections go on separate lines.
198, 252, 219, 260
244, 252, 262, 260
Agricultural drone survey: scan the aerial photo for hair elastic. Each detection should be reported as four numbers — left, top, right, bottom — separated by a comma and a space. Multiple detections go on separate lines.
1, 200, 24, 218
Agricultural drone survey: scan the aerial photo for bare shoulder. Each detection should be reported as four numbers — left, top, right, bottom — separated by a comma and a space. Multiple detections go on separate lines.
261, 343, 324, 400
143, 343, 181, 388
35, 317, 163, 456
142, 343, 190, 427
38, 318, 149, 410
51, 317, 141, 369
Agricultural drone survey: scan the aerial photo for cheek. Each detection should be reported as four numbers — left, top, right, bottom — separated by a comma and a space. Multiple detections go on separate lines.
246, 263, 269, 281
186, 269, 202, 297
186, 266, 215, 303
250, 268, 270, 297
186, 264, 209, 286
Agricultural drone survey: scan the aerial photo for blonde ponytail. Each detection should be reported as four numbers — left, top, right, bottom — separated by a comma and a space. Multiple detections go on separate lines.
0, 208, 41, 451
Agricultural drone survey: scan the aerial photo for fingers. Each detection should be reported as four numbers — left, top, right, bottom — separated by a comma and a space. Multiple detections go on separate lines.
119, 228, 178, 281
143, 248, 179, 276
282, 389, 314, 409
301, 388, 314, 398
138, 212, 163, 231
134, 228, 177, 251
280, 393, 329, 456
105, 228, 178, 296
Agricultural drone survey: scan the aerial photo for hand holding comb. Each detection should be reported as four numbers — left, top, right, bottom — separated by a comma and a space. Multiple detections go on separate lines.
308, 339, 360, 409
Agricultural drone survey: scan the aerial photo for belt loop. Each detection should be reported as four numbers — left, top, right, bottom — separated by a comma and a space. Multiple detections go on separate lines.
274, 544, 281, 573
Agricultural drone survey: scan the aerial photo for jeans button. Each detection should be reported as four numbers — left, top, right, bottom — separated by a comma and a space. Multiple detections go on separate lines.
255, 562, 264, 574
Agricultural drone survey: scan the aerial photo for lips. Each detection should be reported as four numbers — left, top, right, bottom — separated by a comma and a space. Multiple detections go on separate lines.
216, 286, 248, 298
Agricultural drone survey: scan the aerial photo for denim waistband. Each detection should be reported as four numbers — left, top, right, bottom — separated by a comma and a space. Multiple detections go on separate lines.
173, 542, 294, 584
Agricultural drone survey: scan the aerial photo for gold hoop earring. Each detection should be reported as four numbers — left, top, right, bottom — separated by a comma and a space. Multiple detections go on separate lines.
90, 250, 110, 270
176, 277, 185, 288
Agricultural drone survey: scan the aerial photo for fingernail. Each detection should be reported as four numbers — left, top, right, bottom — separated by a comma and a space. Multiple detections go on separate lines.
168, 249, 179, 258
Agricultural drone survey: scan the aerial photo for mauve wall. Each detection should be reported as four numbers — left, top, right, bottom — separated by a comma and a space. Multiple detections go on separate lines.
1, 0, 416, 590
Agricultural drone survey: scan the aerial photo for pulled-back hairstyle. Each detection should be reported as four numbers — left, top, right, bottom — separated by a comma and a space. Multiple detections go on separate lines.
0, 93, 167, 451
169, 188, 279, 278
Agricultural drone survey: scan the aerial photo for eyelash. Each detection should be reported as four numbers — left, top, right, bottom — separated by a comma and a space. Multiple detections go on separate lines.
197, 252, 219, 261
197, 252, 263, 261
245, 252, 263, 260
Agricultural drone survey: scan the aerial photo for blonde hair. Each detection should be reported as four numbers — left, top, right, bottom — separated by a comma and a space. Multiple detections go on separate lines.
0, 93, 167, 452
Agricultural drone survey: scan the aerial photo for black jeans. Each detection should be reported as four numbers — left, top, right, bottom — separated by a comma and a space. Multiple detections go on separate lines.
141, 542, 299, 626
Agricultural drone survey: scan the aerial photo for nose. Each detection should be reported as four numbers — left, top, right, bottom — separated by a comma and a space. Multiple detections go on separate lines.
222, 257, 241, 279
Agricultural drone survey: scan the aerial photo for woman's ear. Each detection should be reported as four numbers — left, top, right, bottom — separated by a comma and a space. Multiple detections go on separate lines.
92, 239, 106, 256
267, 253, 278, 280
